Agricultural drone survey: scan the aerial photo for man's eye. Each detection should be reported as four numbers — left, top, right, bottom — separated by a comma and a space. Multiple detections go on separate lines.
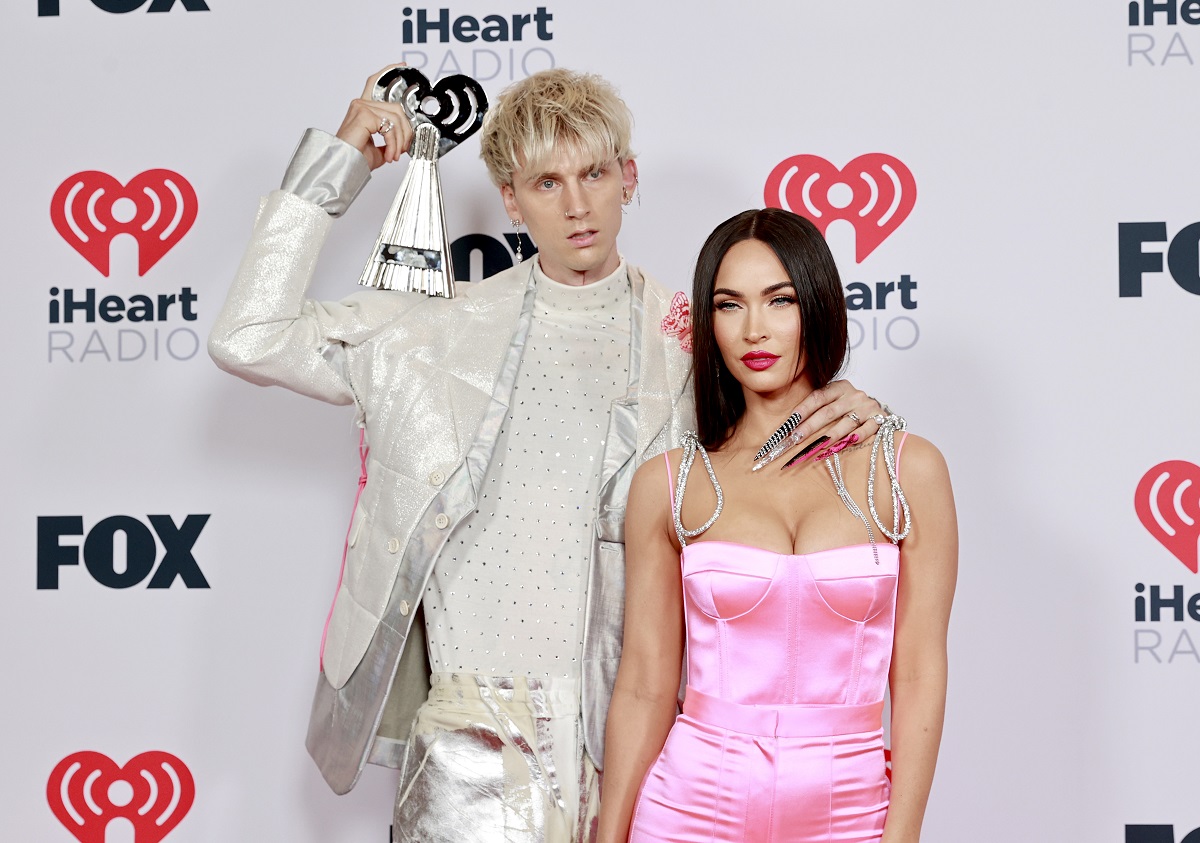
539, 180, 556, 189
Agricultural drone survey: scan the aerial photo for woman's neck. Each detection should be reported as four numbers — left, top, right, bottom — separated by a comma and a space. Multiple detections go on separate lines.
726, 379, 816, 453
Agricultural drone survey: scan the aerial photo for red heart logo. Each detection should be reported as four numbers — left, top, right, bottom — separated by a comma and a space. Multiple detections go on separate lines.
50, 170, 198, 277
47, 751, 195, 843
764, 154, 916, 263
1136, 461, 1200, 574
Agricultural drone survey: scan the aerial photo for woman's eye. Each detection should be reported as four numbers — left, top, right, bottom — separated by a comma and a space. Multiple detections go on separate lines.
714, 301, 739, 311
770, 296, 797, 307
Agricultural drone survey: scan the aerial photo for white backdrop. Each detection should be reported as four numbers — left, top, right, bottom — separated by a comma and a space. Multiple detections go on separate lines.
3, 2, 1199, 841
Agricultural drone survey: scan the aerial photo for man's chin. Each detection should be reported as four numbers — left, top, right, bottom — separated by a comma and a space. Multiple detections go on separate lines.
540, 248, 618, 280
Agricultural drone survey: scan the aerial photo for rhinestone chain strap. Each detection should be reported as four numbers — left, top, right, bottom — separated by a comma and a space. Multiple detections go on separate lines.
826, 453, 881, 566
824, 412, 912, 564
673, 432, 724, 548
867, 413, 911, 543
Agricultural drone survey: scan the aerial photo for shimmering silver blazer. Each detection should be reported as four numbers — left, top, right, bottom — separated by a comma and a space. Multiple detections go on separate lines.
209, 190, 695, 794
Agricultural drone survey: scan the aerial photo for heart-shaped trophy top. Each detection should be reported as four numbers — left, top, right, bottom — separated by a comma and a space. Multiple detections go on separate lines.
373, 67, 488, 157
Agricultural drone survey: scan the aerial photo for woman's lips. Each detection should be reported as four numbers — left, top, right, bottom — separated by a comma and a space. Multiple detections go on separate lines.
741, 352, 779, 371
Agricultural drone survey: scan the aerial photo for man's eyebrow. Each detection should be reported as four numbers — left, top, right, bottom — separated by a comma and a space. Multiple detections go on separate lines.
522, 169, 556, 184
522, 160, 608, 183
576, 160, 609, 176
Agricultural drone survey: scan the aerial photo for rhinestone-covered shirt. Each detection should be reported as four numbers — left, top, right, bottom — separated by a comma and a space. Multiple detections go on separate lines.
424, 259, 632, 680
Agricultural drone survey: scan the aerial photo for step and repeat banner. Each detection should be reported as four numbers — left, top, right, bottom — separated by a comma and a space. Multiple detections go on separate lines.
2, 2, 1197, 841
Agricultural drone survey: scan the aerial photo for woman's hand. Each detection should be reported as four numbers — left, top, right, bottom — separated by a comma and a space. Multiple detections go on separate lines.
754, 380, 886, 469
335, 65, 415, 170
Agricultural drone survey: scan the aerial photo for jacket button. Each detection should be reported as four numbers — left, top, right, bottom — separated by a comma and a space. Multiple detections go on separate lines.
399, 600, 411, 616
386, 538, 400, 554
434, 513, 450, 529
429, 470, 445, 486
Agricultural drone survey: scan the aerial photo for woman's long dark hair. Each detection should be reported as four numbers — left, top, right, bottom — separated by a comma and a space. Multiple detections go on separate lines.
693, 208, 848, 450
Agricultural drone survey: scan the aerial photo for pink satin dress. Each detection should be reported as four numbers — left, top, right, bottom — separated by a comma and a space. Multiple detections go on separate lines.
628, 453, 900, 843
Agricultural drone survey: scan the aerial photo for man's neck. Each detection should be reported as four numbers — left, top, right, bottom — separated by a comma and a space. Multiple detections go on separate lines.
536, 252, 622, 287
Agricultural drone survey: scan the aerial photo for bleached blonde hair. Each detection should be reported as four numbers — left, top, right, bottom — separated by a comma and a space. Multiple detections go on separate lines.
479, 68, 634, 187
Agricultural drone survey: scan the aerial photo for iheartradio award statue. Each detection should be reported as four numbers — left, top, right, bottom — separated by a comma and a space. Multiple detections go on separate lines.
357, 67, 487, 297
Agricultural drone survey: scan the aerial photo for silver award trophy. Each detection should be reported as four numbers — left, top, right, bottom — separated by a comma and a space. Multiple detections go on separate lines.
358, 67, 488, 298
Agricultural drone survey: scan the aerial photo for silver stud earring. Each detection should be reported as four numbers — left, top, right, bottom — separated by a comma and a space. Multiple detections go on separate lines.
511, 218, 523, 263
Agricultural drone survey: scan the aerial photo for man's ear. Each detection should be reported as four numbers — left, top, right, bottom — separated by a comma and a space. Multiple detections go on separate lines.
500, 183, 521, 221
621, 159, 639, 197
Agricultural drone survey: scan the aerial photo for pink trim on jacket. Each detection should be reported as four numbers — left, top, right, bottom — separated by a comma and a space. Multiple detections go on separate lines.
319, 429, 369, 671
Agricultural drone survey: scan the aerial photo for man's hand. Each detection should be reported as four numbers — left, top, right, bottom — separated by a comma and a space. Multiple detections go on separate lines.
335, 65, 415, 170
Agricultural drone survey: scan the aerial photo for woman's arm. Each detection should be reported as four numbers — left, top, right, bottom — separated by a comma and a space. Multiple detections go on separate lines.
596, 455, 685, 843
881, 435, 958, 843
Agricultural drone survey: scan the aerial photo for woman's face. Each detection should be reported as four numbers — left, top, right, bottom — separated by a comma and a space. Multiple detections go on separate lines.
711, 239, 809, 399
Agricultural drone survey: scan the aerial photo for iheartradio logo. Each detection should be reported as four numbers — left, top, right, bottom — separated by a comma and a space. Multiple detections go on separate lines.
51, 170, 198, 277
764, 154, 916, 263
47, 751, 194, 843
1136, 461, 1200, 574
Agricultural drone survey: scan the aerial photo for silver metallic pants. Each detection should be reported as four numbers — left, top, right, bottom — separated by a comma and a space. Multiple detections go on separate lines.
393, 673, 600, 843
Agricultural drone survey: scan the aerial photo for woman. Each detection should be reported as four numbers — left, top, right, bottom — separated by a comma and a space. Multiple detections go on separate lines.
597, 209, 957, 843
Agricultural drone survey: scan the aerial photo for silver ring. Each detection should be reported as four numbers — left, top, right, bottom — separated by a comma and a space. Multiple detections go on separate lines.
378, 117, 394, 135
846, 411, 861, 424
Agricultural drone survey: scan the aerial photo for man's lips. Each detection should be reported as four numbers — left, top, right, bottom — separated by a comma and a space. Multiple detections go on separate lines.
741, 351, 779, 371
568, 229, 598, 247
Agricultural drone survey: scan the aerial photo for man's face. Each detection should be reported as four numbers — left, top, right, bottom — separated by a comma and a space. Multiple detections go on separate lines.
501, 147, 638, 286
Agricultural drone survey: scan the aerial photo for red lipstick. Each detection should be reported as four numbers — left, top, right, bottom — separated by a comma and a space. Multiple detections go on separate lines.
741, 351, 779, 371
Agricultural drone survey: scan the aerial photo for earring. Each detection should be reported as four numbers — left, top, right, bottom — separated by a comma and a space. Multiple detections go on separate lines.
622, 186, 631, 205
635, 176, 641, 207
511, 218, 523, 263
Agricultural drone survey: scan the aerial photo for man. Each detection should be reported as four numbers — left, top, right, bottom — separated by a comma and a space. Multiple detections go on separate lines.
209, 66, 880, 842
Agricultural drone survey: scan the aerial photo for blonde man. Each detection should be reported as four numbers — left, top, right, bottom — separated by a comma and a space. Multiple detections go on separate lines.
210, 66, 880, 842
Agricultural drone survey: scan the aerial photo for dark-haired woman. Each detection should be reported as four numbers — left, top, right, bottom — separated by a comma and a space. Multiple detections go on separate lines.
596, 209, 957, 843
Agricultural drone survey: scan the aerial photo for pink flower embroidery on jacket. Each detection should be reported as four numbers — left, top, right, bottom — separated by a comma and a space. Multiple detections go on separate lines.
661, 291, 693, 353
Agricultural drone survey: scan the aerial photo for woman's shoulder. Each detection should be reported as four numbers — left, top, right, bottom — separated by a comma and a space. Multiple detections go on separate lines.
895, 432, 951, 487
634, 447, 680, 486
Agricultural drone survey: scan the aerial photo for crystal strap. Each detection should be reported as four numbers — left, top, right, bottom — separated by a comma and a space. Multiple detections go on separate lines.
867, 413, 912, 543
826, 453, 880, 566
824, 412, 911, 564
673, 432, 723, 548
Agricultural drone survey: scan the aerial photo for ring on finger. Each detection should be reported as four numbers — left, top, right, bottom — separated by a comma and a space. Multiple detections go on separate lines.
378, 117, 394, 135
845, 411, 861, 424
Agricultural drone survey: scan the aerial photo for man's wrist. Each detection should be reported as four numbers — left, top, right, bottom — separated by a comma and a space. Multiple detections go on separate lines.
280, 128, 371, 217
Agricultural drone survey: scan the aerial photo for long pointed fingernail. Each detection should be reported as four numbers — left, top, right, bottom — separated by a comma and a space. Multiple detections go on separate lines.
755, 412, 802, 462
753, 425, 807, 471
811, 434, 859, 463
781, 436, 829, 470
